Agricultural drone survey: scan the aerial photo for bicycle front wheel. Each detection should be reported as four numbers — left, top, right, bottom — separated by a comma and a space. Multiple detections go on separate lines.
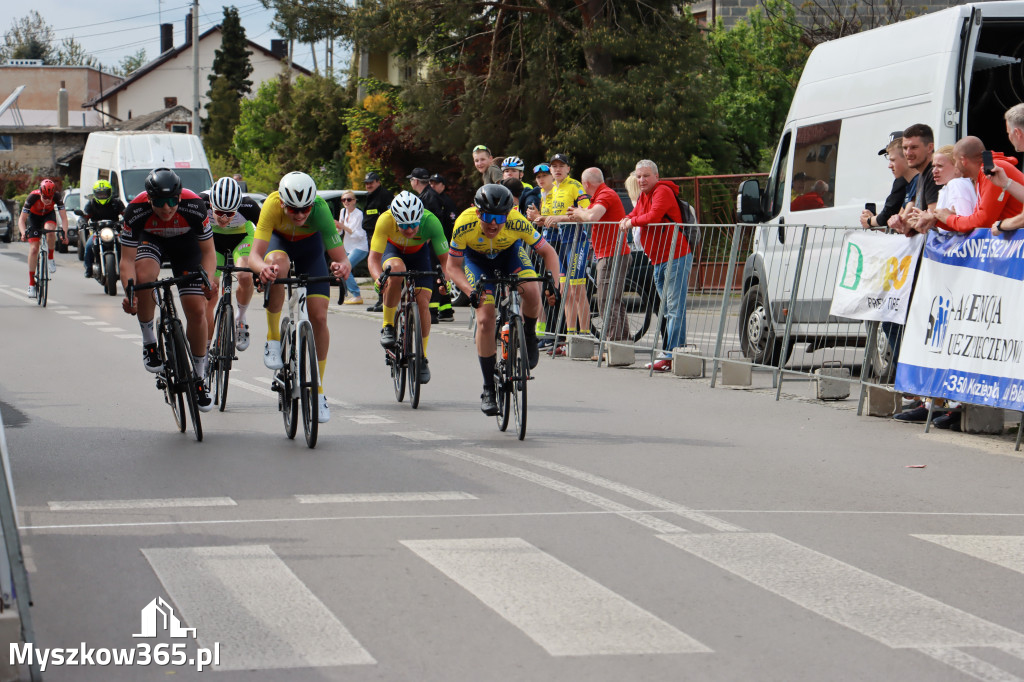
214, 302, 234, 411
173, 318, 203, 442
408, 302, 423, 409
159, 324, 186, 433
510, 316, 529, 440
36, 255, 47, 307
298, 322, 319, 449
392, 308, 407, 403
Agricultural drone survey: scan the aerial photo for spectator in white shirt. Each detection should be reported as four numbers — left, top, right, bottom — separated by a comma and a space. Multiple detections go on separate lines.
337, 190, 367, 304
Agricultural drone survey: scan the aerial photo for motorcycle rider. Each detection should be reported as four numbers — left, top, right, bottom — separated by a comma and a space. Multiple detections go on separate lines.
82, 180, 126, 279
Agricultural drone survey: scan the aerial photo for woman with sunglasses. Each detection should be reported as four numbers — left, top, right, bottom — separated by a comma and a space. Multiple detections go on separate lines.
336, 190, 367, 304
249, 171, 353, 424
120, 168, 218, 412
199, 177, 262, 351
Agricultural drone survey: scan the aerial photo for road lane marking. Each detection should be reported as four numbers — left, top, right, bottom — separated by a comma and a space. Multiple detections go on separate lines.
98, 327, 126, 333
391, 431, 451, 441
349, 415, 395, 425
117, 334, 138, 340
143, 544, 376, 670
913, 535, 1024, 575
403, 537, 710, 656
55, 310, 78, 315
296, 492, 477, 504
247, 377, 355, 408
48, 497, 237, 511
83, 320, 109, 326
231, 378, 277, 398
437, 447, 688, 534
658, 532, 1024, 648
69, 315, 93, 320
482, 447, 745, 533
916, 646, 1024, 682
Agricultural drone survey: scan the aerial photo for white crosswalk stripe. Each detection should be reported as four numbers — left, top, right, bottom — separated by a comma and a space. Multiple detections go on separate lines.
48, 497, 236, 511
296, 491, 476, 503
913, 535, 1024, 575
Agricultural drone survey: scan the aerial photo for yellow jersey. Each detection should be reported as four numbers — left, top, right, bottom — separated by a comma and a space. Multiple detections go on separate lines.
254, 192, 342, 248
549, 177, 590, 215
449, 207, 545, 259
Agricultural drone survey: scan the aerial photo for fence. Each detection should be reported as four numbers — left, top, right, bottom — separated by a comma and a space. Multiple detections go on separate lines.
529, 220, 1023, 450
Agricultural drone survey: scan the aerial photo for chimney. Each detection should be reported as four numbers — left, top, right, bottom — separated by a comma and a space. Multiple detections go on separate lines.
57, 80, 68, 128
270, 39, 287, 60
160, 23, 174, 53
184, 13, 192, 46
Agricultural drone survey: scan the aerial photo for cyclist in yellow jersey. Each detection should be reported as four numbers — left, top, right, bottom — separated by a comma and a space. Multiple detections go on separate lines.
250, 172, 352, 423
446, 184, 561, 416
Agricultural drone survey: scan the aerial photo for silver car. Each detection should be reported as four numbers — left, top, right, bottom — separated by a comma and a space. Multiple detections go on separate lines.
0, 200, 11, 243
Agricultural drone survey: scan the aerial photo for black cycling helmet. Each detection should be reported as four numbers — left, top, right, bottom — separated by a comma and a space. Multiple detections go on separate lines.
473, 183, 514, 215
144, 168, 182, 200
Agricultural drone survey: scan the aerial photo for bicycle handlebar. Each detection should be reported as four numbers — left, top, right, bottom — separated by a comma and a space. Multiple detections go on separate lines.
126, 270, 210, 302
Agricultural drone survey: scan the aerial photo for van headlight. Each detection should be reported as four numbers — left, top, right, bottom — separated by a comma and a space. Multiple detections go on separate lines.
99, 227, 116, 242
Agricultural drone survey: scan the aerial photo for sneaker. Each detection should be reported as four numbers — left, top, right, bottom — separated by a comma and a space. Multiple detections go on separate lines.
380, 324, 397, 349
438, 309, 454, 322
644, 359, 672, 372
553, 344, 567, 357
143, 343, 163, 373
318, 394, 330, 423
263, 340, 283, 369
525, 334, 539, 369
893, 405, 930, 423
344, 296, 363, 305
236, 322, 250, 351
48, 259, 56, 273
537, 337, 555, 349
26, 285, 35, 298
932, 411, 962, 430
367, 302, 383, 312
195, 377, 213, 412
418, 358, 431, 385
480, 388, 498, 416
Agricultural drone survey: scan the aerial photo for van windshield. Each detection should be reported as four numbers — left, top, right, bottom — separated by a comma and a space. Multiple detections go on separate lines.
121, 170, 213, 200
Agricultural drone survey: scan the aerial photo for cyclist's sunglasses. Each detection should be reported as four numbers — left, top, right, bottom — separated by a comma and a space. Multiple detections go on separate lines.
213, 209, 236, 217
150, 196, 179, 208
397, 222, 420, 231
473, 144, 491, 154
533, 163, 551, 174
284, 204, 312, 214
480, 212, 508, 225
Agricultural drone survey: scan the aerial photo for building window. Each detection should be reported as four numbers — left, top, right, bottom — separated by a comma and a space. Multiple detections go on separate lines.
169, 123, 189, 133
692, 11, 707, 26
164, 97, 177, 108
0, 135, 12, 151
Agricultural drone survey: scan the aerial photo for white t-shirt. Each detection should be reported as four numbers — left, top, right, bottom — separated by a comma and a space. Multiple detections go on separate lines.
937, 177, 977, 217
340, 206, 367, 252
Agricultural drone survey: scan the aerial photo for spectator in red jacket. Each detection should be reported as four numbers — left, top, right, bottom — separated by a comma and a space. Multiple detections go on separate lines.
934, 136, 1024, 232
619, 159, 692, 371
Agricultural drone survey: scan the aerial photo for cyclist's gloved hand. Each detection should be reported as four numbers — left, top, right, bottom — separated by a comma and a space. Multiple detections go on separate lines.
259, 263, 279, 285
469, 290, 481, 309
122, 280, 137, 315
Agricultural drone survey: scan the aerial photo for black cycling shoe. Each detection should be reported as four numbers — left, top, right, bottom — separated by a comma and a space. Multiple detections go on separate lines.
380, 324, 397, 349
143, 343, 163, 373
195, 377, 213, 412
480, 388, 498, 416
525, 333, 539, 369
438, 308, 455, 322
418, 358, 431, 384
367, 301, 383, 312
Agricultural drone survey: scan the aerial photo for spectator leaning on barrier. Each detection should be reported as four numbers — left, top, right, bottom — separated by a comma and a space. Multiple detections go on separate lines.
889, 123, 939, 234
933, 136, 1024, 233
862, 133, 914, 229
930, 144, 978, 231
472, 145, 503, 187
570, 167, 630, 342
980, 104, 1024, 237
363, 171, 394, 312
620, 159, 692, 372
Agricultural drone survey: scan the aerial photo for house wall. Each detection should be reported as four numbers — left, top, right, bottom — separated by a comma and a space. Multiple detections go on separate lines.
0, 129, 91, 176
0, 65, 122, 126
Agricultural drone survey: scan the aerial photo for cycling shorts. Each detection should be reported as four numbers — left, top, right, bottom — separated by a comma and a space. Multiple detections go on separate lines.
463, 240, 537, 307
135, 231, 205, 297
266, 232, 330, 299
24, 212, 58, 241
558, 224, 590, 286
383, 242, 434, 290
213, 232, 248, 273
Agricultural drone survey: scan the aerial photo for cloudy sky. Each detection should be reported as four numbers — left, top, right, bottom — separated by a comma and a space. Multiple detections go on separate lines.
17, 0, 345, 76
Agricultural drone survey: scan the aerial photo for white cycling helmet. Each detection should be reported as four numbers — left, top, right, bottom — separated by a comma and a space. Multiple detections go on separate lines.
391, 191, 424, 225
278, 171, 317, 209
209, 177, 242, 212
501, 155, 525, 171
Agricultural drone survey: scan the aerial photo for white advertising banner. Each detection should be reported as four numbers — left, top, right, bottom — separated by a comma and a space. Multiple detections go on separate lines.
896, 229, 1024, 411
829, 231, 924, 323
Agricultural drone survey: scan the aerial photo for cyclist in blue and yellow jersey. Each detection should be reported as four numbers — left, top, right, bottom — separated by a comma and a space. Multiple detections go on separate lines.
248, 172, 353, 424
445, 184, 561, 416
368, 192, 450, 385
199, 177, 261, 352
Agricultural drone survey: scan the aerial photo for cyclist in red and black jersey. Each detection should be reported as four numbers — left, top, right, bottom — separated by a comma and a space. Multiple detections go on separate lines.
18, 179, 68, 297
119, 168, 218, 411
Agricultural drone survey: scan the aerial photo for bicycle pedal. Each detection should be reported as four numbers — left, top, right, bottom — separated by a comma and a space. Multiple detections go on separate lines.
155, 377, 167, 390
271, 379, 282, 392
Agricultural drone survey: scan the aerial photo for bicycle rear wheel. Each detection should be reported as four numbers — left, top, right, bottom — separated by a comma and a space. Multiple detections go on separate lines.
392, 308, 407, 403
408, 301, 423, 409
298, 321, 319, 449
159, 323, 186, 433
172, 318, 203, 442
510, 316, 529, 440
495, 318, 511, 432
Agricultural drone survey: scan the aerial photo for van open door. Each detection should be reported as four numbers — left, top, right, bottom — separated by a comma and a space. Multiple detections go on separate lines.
952, 6, 983, 139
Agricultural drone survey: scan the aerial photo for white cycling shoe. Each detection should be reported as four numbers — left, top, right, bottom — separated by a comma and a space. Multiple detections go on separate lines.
318, 395, 330, 423
236, 322, 250, 351
263, 340, 283, 369
27, 285, 36, 298
48, 259, 56, 274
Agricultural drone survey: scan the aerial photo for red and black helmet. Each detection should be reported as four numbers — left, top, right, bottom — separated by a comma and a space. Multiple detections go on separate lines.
39, 179, 56, 199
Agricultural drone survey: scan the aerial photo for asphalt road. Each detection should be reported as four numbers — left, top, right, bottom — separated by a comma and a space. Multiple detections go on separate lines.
2, 242, 1024, 681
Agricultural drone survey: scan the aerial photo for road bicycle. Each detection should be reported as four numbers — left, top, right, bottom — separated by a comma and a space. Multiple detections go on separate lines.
127, 270, 210, 442
205, 254, 253, 412
474, 272, 556, 440
32, 228, 64, 307
378, 266, 438, 410
264, 270, 340, 449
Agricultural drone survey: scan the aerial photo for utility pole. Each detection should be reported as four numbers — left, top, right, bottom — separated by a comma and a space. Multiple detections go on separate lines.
192, 0, 201, 136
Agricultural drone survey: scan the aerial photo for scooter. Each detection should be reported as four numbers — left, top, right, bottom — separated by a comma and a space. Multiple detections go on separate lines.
75, 209, 121, 296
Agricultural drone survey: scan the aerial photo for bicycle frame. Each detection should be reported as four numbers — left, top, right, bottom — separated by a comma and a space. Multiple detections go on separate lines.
379, 268, 436, 409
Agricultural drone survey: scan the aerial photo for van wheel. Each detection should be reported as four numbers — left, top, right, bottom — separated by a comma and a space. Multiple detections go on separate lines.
739, 282, 791, 366
867, 322, 896, 383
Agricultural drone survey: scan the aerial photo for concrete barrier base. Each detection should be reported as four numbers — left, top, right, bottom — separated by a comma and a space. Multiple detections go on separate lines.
568, 335, 596, 360
866, 386, 901, 417
672, 350, 704, 378
815, 366, 851, 400
963, 405, 1004, 434
721, 358, 752, 386
604, 344, 635, 367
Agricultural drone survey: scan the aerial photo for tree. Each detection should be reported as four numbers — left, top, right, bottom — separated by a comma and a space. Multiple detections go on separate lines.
204, 75, 242, 158
204, 7, 254, 158
767, 0, 914, 46
55, 36, 96, 67
114, 49, 148, 77
1, 11, 55, 63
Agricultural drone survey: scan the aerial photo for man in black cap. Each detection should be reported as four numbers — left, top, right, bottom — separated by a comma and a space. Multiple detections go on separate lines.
429, 173, 458, 237
407, 168, 453, 322
363, 171, 394, 312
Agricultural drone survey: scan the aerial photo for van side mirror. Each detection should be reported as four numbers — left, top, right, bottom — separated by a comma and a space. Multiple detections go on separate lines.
736, 179, 763, 223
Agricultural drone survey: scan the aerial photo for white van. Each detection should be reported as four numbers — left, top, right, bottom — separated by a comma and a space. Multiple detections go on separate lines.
736, 1, 1023, 371
80, 132, 213, 202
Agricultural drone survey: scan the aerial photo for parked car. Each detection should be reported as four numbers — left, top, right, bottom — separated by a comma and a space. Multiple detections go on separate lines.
243, 192, 266, 208
58, 189, 82, 253
0, 200, 12, 243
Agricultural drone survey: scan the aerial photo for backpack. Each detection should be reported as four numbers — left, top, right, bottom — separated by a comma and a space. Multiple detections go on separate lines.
664, 195, 701, 256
